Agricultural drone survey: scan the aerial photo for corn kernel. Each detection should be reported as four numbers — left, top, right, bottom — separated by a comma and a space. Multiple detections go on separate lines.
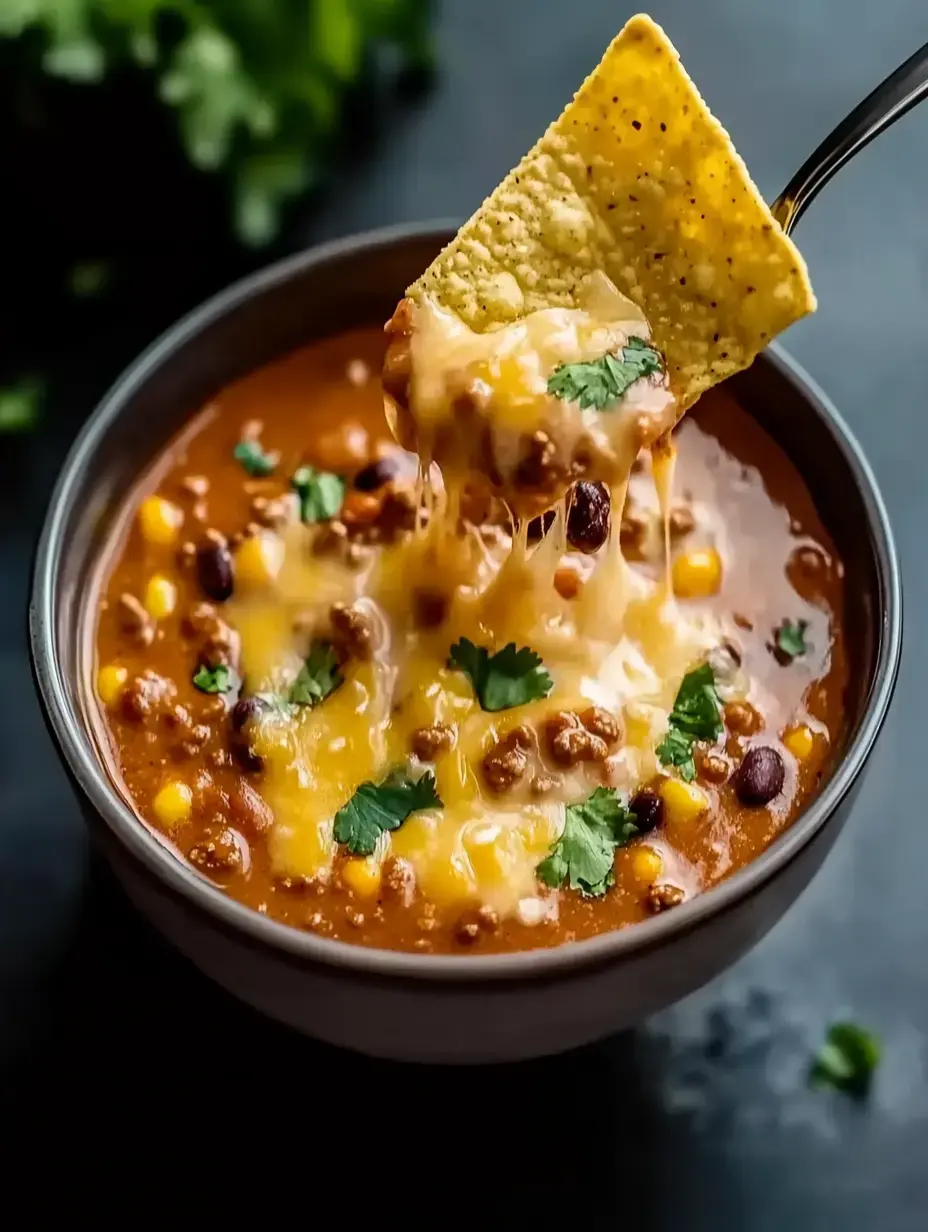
341, 857, 382, 897
97, 664, 128, 707
138, 496, 183, 547
235, 531, 284, 589
672, 546, 722, 599
783, 724, 815, 761
144, 574, 177, 620
152, 781, 193, 830
631, 844, 664, 884
659, 777, 709, 827
464, 822, 511, 886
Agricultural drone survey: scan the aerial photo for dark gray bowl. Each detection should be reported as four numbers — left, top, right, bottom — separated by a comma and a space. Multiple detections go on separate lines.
28, 224, 902, 1063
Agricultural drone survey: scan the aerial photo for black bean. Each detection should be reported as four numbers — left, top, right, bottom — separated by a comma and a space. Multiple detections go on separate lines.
630, 789, 664, 834
527, 510, 556, 541
229, 696, 266, 772
196, 541, 234, 601
567, 481, 610, 553
231, 695, 265, 732
732, 746, 784, 806
354, 456, 399, 491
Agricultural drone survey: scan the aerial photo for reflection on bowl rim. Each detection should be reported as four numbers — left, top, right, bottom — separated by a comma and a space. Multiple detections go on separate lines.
28, 222, 903, 984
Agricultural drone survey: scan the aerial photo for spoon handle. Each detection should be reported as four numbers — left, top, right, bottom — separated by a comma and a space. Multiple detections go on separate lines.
772, 40, 928, 234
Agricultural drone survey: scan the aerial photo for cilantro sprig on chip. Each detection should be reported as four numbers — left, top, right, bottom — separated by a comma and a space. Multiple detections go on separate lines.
547, 338, 663, 410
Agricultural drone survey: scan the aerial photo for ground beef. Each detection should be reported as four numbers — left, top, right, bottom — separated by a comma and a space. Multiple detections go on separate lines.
120, 670, 176, 722
545, 711, 609, 766
381, 856, 416, 907
516, 429, 560, 491
454, 904, 500, 944
483, 726, 533, 792
579, 705, 621, 744
411, 724, 455, 760
188, 825, 245, 874
646, 883, 686, 913
117, 593, 154, 647
330, 601, 375, 660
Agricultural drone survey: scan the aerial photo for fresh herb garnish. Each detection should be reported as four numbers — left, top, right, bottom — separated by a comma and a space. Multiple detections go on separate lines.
289, 641, 343, 707
0, 378, 43, 433
448, 638, 553, 712
537, 787, 638, 897
334, 770, 442, 856
774, 618, 810, 663
656, 663, 723, 781
193, 663, 240, 694
810, 1022, 881, 1097
547, 337, 663, 411
69, 260, 111, 299
234, 438, 278, 477
291, 465, 345, 523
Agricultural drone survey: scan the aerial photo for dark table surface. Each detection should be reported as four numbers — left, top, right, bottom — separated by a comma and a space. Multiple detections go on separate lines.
4, 0, 927, 1223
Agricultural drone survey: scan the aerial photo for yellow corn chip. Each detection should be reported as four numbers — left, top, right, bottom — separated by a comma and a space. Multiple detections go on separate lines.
408, 13, 815, 409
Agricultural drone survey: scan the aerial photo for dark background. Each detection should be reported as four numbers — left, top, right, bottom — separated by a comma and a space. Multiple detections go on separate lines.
4, 1, 927, 1224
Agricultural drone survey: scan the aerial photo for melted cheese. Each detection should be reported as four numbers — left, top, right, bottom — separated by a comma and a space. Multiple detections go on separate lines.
225, 284, 725, 922
408, 274, 676, 505
228, 486, 718, 920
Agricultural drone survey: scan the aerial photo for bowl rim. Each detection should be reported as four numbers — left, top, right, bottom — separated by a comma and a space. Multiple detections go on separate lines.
29, 221, 903, 985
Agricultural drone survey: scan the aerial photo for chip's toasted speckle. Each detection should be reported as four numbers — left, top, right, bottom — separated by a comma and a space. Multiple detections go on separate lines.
407, 14, 815, 410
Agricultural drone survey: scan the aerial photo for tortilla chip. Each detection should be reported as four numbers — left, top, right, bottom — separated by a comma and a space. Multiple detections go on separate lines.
407, 13, 815, 409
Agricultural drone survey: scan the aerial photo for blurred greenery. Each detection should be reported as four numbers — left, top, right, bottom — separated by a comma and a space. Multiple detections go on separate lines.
0, 0, 435, 428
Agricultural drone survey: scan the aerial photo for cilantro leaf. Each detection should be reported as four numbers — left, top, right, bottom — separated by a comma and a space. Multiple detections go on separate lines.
2, 1, 436, 258
334, 770, 442, 856
292, 465, 345, 523
656, 663, 723, 780
69, 260, 110, 299
537, 788, 638, 896
655, 726, 698, 781
159, 27, 274, 172
234, 439, 278, 477
289, 642, 342, 707
0, 378, 43, 433
448, 638, 553, 712
547, 338, 663, 411
193, 663, 240, 695
810, 1022, 881, 1097
774, 618, 810, 663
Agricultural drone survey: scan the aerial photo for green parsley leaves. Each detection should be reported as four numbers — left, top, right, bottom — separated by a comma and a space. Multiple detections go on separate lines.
234, 438, 278, 477
810, 1022, 881, 1097
448, 638, 553, 712
193, 663, 240, 694
334, 770, 442, 856
289, 642, 343, 707
547, 338, 663, 411
656, 663, 723, 781
774, 618, 810, 663
537, 788, 638, 897
292, 465, 345, 523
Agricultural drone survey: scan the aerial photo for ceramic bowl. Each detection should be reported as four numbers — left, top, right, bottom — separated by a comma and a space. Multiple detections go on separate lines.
29, 225, 902, 1063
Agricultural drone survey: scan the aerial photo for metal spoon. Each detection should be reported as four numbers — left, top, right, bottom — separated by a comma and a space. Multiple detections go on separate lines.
772, 39, 928, 234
